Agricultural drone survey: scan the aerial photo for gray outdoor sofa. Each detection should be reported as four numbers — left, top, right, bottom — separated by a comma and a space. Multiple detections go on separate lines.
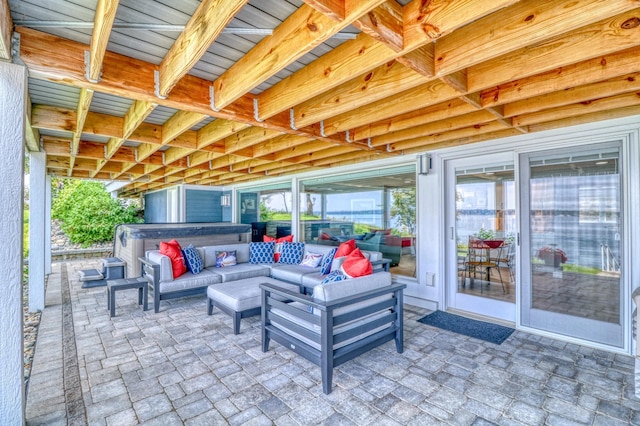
139, 242, 390, 313
260, 272, 406, 394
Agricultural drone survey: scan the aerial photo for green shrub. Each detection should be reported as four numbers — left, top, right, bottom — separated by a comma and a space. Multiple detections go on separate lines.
52, 180, 142, 246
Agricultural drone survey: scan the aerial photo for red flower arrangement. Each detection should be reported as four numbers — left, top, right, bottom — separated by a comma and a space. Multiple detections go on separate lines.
536, 246, 568, 263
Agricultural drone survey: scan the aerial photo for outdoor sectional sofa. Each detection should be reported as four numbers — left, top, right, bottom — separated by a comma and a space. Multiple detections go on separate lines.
139, 242, 391, 313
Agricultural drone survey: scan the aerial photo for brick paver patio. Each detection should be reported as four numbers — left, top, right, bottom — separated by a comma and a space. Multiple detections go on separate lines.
25, 260, 640, 425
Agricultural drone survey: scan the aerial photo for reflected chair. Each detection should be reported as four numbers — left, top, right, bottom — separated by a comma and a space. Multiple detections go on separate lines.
466, 237, 505, 293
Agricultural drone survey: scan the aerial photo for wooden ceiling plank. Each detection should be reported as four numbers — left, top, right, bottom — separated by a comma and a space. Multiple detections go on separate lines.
322, 79, 460, 135
0, 0, 13, 60
350, 98, 475, 140
158, 0, 248, 97
468, 9, 640, 92
512, 92, 640, 127
213, 1, 386, 110
88, 0, 119, 83
293, 60, 432, 128
353, 1, 403, 52
504, 72, 640, 118
482, 45, 640, 109
435, 0, 637, 76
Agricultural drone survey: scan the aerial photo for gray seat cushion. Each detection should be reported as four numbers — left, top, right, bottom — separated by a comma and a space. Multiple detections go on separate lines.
208, 264, 271, 282
270, 264, 320, 285
207, 277, 299, 312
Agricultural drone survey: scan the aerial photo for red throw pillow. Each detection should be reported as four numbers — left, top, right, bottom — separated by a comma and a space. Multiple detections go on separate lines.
264, 234, 294, 261
160, 239, 187, 279
335, 239, 356, 258
341, 248, 372, 278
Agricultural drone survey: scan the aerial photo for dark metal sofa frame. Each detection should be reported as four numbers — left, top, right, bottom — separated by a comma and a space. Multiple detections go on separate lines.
260, 281, 406, 394
139, 256, 209, 313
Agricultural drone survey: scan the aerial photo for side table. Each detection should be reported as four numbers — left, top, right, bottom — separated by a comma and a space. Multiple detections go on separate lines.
107, 277, 148, 317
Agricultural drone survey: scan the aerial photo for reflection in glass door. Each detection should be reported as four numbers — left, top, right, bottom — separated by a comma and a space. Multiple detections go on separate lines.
520, 144, 624, 347
446, 154, 516, 322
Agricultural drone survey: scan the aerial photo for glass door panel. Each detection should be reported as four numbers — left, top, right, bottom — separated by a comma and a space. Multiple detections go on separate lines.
520, 145, 624, 347
446, 154, 516, 322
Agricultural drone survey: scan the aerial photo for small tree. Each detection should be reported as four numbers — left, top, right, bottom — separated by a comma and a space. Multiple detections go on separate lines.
52, 180, 142, 246
390, 187, 416, 236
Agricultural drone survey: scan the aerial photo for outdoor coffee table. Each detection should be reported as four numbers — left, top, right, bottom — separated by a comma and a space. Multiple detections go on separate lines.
207, 276, 300, 334
107, 277, 148, 317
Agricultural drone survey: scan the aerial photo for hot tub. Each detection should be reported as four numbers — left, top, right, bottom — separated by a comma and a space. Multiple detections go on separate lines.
113, 223, 251, 277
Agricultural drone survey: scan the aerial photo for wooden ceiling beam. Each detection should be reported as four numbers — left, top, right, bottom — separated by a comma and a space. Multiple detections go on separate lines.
301, 0, 344, 21
467, 9, 640, 92
212, 1, 386, 110
434, 0, 636, 76
157, 0, 247, 97
292, 60, 432, 128
87, 0, 119, 83
252, 135, 318, 159
16, 27, 344, 145
402, 0, 519, 48
504, 72, 640, 118
512, 92, 640, 127
0, 0, 13, 60
322, 79, 460, 136
224, 128, 284, 155
353, 1, 403, 52
351, 98, 475, 140
527, 104, 640, 133
395, 45, 434, 77
389, 121, 510, 152
256, 0, 512, 121
370, 110, 498, 147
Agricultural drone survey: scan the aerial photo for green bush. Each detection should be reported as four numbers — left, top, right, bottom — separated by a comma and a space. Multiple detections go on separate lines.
52, 180, 142, 246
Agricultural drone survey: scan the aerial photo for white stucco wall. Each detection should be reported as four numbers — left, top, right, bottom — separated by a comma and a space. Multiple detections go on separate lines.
29, 151, 46, 312
0, 61, 27, 425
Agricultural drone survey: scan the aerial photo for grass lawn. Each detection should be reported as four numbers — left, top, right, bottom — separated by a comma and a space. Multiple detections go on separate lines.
23, 209, 29, 258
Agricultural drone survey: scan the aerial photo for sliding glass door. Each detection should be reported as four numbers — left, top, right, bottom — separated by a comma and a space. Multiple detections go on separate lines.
445, 153, 516, 322
520, 143, 624, 347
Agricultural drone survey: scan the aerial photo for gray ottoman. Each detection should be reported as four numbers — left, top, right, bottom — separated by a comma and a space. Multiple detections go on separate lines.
207, 277, 300, 334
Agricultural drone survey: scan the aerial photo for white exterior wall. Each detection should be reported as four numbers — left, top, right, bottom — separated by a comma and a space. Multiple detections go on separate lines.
29, 151, 46, 312
0, 61, 27, 425
45, 175, 51, 274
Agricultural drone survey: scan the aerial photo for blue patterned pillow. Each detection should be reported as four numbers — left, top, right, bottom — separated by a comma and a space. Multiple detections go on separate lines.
277, 242, 305, 264
215, 250, 237, 267
182, 245, 203, 274
320, 247, 337, 275
320, 270, 346, 284
250, 242, 275, 264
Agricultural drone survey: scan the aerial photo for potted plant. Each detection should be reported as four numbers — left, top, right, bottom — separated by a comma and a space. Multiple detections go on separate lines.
537, 245, 568, 267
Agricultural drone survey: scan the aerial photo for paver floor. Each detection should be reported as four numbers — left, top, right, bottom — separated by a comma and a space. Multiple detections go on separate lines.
26, 260, 640, 425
